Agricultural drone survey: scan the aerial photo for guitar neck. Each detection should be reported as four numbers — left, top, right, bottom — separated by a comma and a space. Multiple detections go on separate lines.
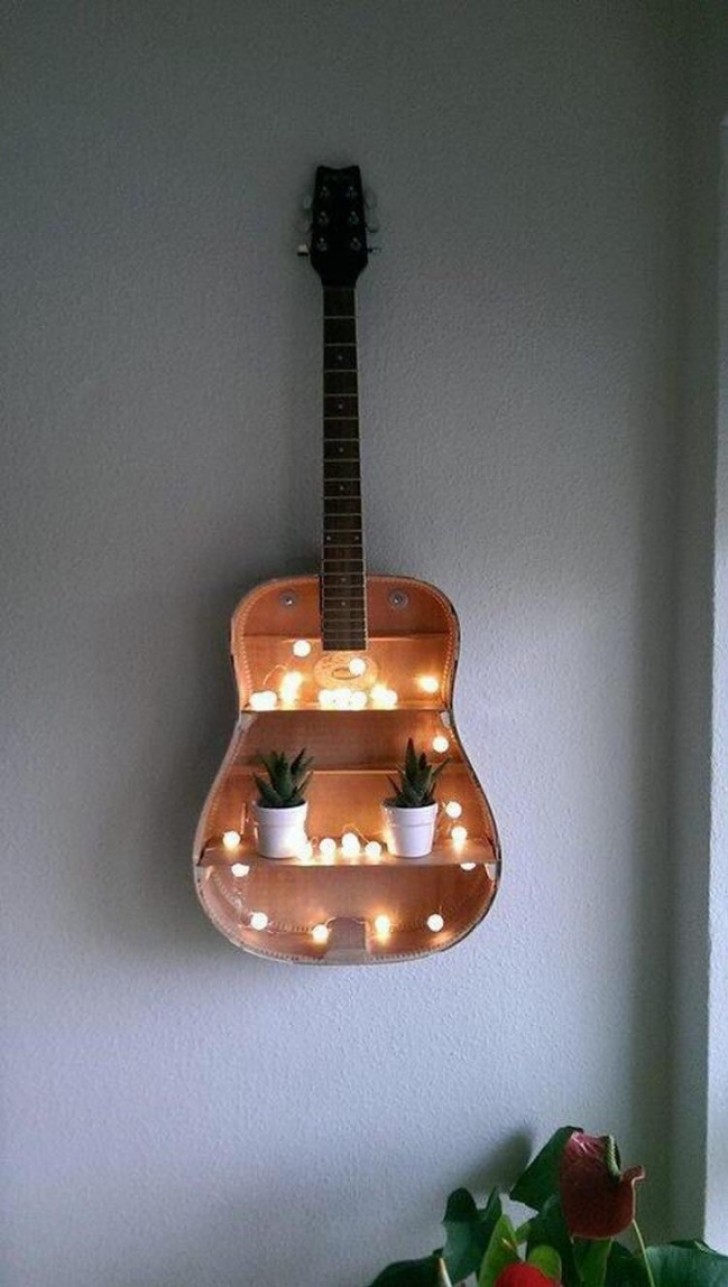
321, 285, 367, 652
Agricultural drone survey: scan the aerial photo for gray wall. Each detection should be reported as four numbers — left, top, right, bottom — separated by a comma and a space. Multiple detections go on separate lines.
1, 3, 700, 1284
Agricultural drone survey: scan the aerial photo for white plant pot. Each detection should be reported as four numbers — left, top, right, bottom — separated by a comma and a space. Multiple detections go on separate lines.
382, 801, 438, 858
252, 801, 309, 859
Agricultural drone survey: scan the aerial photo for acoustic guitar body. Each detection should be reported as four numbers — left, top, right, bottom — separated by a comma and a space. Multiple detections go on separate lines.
194, 573, 500, 964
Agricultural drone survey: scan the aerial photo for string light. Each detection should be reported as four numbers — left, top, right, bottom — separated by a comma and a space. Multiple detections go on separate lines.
370, 684, 398, 708
318, 689, 336, 707
295, 838, 314, 862
349, 657, 366, 676
432, 735, 449, 753
293, 639, 312, 657
444, 801, 462, 819
249, 911, 269, 931
222, 830, 241, 850
341, 831, 361, 858
231, 862, 250, 877
451, 825, 468, 846
426, 913, 445, 932
250, 690, 277, 711
373, 914, 392, 939
418, 675, 439, 694
311, 923, 330, 945
460, 862, 477, 872
350, 690, 367, 710
364, 841, 382, 860
319, 837, 337, 858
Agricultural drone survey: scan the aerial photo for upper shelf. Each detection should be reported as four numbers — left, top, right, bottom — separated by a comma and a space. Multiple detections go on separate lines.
198, 837, 497, 870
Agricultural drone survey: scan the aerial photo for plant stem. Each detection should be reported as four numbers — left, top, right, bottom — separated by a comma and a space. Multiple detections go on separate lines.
632, 1220, 656, 1287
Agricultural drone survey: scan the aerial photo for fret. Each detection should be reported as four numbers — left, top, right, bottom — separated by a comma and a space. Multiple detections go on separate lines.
324, 460, 364, 479
324, 425, 359, 443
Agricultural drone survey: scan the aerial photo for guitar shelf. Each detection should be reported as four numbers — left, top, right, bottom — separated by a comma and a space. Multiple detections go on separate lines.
194, 574, 500, 963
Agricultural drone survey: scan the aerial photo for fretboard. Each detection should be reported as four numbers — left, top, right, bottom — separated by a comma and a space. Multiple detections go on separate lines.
321, 286, 367, 652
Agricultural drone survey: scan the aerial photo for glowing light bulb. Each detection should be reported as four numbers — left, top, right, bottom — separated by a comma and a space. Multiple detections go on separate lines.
293, 639, 312, 657
295, 838, 314, 862
427, 913, 445, 932
364, 841, 382, 860
451, 825, 468, 846
249, 911, 269, 931
311, 923, 330, 945
318, 688, 335, 707
432, 735, 449, 754
460, 861, 476, 872
279, 670, 304, 703
373, 914, 392, 938
445, 801, 462, 819
231, 862, 250, 877
250, 690, 277, 711
331, 686, 352, 708
371, 683, 388, 705
418, 675, 439, 694
222, 830, 241, 850
341, 831, 361, 857
349, 657, 366, 676
376, 688, 398, 708
319, 837, 337, 858
350, 690, 367, 710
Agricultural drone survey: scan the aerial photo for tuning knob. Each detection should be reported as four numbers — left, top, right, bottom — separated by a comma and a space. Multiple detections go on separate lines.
301, 193, 313, 211
296, 243, 310, 257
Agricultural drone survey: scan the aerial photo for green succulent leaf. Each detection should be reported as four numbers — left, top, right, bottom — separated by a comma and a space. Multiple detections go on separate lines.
254, 748, 314, 806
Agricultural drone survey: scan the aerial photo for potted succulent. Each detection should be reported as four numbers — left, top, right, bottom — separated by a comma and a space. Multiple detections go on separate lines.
252, 749, 313, 858
382, 738, 448, 858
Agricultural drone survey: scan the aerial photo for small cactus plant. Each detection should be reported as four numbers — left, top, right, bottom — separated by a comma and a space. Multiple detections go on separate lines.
254, 749, 313, 808
387, 738, 448, 808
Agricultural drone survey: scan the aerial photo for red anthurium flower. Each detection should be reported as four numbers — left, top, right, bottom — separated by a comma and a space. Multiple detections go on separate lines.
496, 1267, 560, 1286
559, 1130, 646, 1239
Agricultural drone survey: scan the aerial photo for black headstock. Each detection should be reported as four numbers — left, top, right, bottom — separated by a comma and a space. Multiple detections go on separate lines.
308, 165, 368, 287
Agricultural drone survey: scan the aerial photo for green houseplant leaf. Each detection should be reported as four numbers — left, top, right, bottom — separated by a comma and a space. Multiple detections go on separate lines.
442, 1186, 502, 1283
511, 1127, 582, 1211
645, 1244, 728, 1286
528, 1245, 562, 1280
368, 1252, 442, 1287
479, 1213, 520, 1287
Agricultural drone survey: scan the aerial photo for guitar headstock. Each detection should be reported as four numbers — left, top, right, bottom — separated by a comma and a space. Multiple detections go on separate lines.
308, 165, 369, 287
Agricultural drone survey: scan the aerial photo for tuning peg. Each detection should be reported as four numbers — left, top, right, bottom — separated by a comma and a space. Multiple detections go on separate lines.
296, 243, 310, 257
301, 193, 313, 211
364, 189, 378, 209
